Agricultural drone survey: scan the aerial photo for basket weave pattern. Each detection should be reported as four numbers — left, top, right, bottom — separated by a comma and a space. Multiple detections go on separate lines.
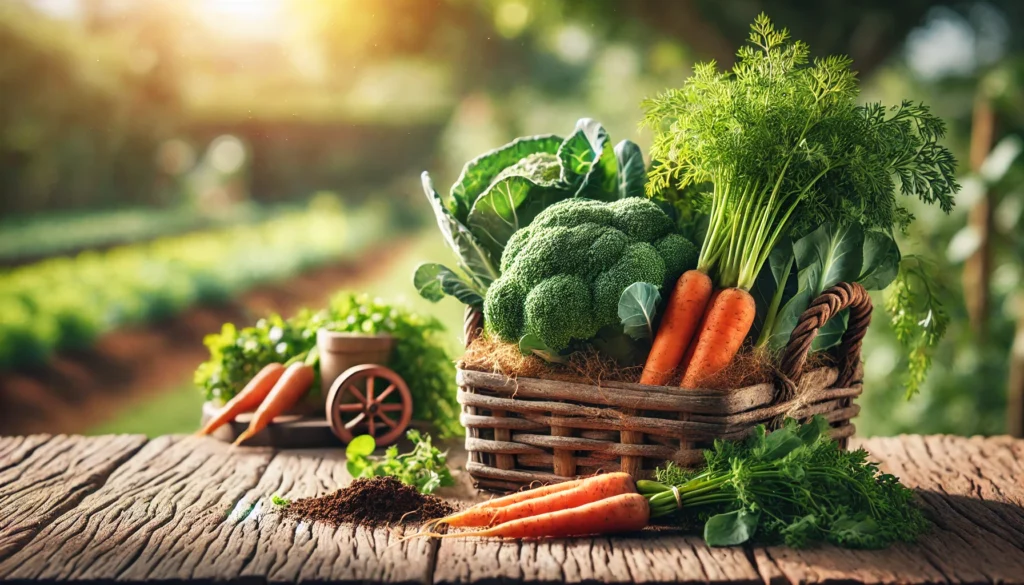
459, 282, 872, 492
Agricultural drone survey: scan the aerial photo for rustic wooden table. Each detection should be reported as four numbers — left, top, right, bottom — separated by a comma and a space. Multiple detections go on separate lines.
0, 433, 1021, 585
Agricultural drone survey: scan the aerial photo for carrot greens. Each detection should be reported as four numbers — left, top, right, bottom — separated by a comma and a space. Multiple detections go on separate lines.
638, 416, 928, 548
641, 14, 958, 293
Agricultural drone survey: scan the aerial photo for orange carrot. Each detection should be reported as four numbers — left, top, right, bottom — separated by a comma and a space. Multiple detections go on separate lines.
440, 493, 650, 539
435, 472, 636, 528
469, 478, 586, 511
233, 362, 314, 446
640, 270, 713, 385
680, 287, 756, 388
196, 363, 286, 437
678, 289, 722, 375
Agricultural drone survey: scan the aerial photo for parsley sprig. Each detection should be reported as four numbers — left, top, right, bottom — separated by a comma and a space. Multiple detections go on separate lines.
639, 416, 928, 548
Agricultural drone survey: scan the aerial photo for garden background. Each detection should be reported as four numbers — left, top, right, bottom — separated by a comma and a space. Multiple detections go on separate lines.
2, 0, 1022, 438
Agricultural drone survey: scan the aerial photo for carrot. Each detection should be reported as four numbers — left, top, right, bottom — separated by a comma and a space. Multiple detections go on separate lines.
640, 270, 713, 386
196, 363, 286, 437
680, 287, 756, 388
439, 493, 650, 539
433, 472, 636, 529
678, 289, 722, 375
233, 361, 315, 446
468, 478, 586, 511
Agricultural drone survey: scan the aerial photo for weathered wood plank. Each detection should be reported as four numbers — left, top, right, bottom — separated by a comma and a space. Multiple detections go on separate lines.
0, 435, 273, 581
188, 448, 439, 585
432, 531, 761, 584
751, 435, 1024, 585
0, 434, 146, 561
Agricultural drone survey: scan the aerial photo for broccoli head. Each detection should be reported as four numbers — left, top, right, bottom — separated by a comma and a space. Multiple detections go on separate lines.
484, 198, 698, 351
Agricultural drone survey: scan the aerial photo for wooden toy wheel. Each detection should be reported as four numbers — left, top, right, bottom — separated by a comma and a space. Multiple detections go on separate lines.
326, 364, 412, 446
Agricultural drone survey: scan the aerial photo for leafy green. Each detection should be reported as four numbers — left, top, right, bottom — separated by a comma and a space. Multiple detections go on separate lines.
270, 494, 291, 507
467, 154, 569, 259
194, 292, 461, 437
449, 135, 563, 223
413, 263, 484, 308
704, 509, 761, 546
858, 231, 902, 290
422, 172, 499, 291
614, 140, 647, 199
642, 14, 958, 292
618, 282, 661, 340
643, 416, 928, 549
885, 256, 950, 398
417, 119, 646, 309
558, 118, 618, 200
344, 430, 455, 495
753, 224, 901, 351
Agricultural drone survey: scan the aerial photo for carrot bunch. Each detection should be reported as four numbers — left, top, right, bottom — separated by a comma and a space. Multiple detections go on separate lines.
641, 270, 753, 388
415, 472, 649, 539
196, 351, 317, 445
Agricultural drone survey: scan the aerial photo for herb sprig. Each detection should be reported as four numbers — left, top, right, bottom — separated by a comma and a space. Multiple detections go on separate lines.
885, 256, 950, 398
345, 430, 455, 495
639, 416, 928, 548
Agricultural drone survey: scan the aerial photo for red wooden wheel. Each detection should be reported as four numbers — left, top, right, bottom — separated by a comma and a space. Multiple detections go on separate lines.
326, 364, 412, 446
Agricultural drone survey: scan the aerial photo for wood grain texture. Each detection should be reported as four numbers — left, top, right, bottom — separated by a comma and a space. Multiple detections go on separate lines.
0, 434, 1022, 585
433, 532, 761, 585
0, 434, 146, 561
751, 435, 1024, 585
0, 435, 273, 581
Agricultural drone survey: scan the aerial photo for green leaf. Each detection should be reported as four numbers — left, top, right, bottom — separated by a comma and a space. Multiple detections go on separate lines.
767, 223, 864, 351
618, 282, 661, 340
858, 230, 901, 290
557, 118, 618, 200
413, 263, 485, 308
449, 135, 563, 223
812, 311, 849, 351
518, 333, 568, 364
751, 238, 796, 346
756, 424, 805, 461
704, 509, 761, 546
614, 140, 646, 199
346, 434, 376, 458
467, 160, 571, 260
421, 172, 499, 289
270, 493, 291, 507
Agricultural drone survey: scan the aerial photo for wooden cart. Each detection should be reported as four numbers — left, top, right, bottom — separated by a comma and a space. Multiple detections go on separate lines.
200, 330, 413, 448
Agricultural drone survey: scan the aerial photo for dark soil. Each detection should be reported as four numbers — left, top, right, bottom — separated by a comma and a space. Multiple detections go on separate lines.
0, 240, 412, 435
282, 476, 455, 526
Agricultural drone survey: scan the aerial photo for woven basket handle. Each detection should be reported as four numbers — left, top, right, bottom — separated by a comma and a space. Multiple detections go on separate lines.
778, 282, 872, 393
464, 306, 483, 349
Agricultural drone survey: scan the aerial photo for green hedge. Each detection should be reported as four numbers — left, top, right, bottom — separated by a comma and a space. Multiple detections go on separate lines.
0, 198, 391, 370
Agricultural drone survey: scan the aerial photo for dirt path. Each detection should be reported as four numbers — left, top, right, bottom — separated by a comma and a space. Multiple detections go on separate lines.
0, 240, 414, 436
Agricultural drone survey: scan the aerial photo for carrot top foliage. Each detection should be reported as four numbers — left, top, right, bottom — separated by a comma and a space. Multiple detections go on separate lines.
641, 14, 959, 291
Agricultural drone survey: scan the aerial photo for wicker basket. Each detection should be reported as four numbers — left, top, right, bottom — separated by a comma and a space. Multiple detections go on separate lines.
458, 282, 872, 492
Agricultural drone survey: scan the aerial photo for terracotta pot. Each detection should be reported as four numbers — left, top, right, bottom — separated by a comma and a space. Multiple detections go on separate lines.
317, 329, 395, 394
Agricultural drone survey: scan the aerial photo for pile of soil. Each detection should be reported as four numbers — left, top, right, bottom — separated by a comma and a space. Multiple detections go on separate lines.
281, 476, 455, 526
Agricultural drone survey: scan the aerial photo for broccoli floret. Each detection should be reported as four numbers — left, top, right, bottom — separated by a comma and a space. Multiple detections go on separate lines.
609, 197, 673, 241
529, 198, 615, 229
484, 198, 699, 352
592, 242, 665, 325
484, 276, 526, 342
524, 275, 597, 350
655, 233, 699, 284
